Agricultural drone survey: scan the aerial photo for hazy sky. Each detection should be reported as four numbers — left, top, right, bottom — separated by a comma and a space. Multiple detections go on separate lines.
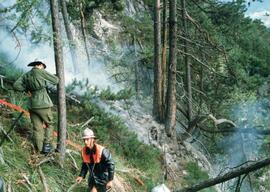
245, 1, 270, 27
221, 0, 270, 27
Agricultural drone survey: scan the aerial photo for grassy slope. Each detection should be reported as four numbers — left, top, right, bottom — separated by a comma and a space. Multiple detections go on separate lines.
0, 62, 216, 191
0, 81, 163, 191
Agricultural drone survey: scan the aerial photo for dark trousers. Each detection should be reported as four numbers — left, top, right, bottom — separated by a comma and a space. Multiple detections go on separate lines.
88, 177, 107, 192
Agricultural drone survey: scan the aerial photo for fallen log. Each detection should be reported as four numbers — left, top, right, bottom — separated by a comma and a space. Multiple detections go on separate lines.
176, 157, 270, 192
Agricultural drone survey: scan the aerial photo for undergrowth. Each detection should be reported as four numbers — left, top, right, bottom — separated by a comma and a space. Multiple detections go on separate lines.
0, 74, 163, 191
183, 162, 216, 192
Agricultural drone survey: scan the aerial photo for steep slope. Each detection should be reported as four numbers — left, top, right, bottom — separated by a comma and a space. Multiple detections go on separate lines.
0, 80, 162, 191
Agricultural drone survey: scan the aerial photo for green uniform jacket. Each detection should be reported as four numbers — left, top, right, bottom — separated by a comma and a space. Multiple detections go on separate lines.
13, 68, 59, 109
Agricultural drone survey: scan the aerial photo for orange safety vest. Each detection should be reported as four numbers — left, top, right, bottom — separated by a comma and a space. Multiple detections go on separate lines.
81, 144, 104, 164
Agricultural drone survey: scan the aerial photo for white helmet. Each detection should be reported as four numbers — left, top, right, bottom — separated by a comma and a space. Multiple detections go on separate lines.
82, 128, 96, 139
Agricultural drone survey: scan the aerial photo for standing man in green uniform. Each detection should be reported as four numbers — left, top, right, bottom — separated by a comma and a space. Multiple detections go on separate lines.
13, 61, 59, 154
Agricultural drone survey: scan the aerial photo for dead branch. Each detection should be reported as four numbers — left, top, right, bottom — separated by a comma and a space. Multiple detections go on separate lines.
0, 126, 14, 143
134, 176, 144, 186
177, 157, 270, 192
20, 182, 32, 192
66, 93, 81, 104
67, 183, 78, 192
208, 114, 236, 128
166, 165, 178, 181
46, 86, 80, 104
0, 111, 24, 147
67, 122, 81, 127
21, 173, 34, 189
80, 116, 94, 128
8, 31, 21, 65
184, 9, 220, 51
115, 168, 131, 173
198, 114, 270, 136
115, 168, 148, 179
0, 75, 5, 89
67, 150, 79, 170
191, 86, 207, 98
9, 2, 33, 33
38, 166, 49, 192
200, 126, 270, 136
177, 34, 205, 48
0, 147, 5, 164
136, 38, 144, 50
35, 155, 55, 167
7, 181, 12, 192
177, 49, 226, 77
186, 114, 209, 134
66, 149, 80, 156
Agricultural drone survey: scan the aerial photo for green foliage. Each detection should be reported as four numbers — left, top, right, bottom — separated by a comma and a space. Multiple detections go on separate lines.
67, 0, 125, 23
0, 93, 162, 192
66, 79, 134, 101
253, 167, 270, 191
141, 0, 155, 8
0, 62, 23, 82
183, 162, 216, 192
99, 87, 134, 100
3, 0, 52, 43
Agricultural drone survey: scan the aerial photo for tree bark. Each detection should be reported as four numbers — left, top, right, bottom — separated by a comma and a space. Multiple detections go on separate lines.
153, 0, 163, 122
181, 0, 192, 123
79, 1, 91, 68
60, 0, 79, 74
177, 158, 270, 192
133, 36, 140, 98
50, 0, 66, 166
165, 0, 177, 137
161, 0, 167, 121
198, 54, 204, 114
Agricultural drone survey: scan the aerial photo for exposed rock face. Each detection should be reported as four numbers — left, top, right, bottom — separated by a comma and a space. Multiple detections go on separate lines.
96, 98, 218, 190
93, 11, 120, 41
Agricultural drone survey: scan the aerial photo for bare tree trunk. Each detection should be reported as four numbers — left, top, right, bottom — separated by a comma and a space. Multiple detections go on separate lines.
153, 0, 163, 122
165, 0, 177, 137
177, 158, 270, 192
78, 1, 91, 68
161, 0, 167, 121
198, 54, 204, 114
50, 0, 66, 166
133, 36, 140, 98
181, 0, 192, 122
60, 0, 79, 74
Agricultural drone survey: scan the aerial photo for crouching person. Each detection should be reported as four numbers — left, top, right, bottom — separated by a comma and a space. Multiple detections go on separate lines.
76, 128, 115, 192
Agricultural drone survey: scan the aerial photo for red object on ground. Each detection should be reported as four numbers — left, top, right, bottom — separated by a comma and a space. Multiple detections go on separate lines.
0, 98, 30, 116
0, 98, 82, 151
53, 131, 82, 151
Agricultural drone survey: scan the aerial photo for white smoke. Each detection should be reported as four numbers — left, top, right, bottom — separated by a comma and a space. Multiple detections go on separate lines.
215, 99, 269, 191
0, 1, 123, 92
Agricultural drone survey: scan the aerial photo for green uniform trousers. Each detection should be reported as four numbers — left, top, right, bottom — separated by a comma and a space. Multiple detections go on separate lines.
29, 108, 53, 152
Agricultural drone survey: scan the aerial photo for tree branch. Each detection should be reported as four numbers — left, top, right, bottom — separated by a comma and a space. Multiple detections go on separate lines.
38, 166, 49, 192
177, 157, 270, 192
